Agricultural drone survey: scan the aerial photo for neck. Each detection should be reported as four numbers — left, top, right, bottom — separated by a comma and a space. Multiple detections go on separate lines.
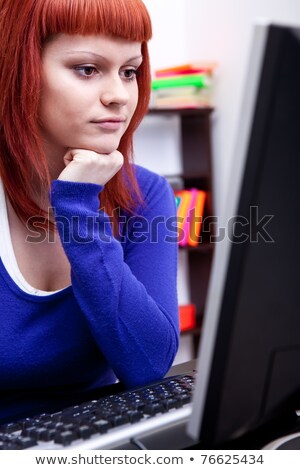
41, 136, 67, 180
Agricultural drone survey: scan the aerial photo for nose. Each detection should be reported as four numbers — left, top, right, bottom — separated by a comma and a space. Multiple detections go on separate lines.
100, 75, 129, 107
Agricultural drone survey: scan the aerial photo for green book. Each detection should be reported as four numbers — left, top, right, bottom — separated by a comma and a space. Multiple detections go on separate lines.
152, 73, 208, 90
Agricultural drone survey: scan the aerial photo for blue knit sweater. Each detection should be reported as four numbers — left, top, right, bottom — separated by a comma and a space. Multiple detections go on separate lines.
0, 165, 179, 422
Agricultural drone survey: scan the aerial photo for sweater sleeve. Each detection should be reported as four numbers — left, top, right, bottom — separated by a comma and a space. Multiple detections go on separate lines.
50, 173, 179, 388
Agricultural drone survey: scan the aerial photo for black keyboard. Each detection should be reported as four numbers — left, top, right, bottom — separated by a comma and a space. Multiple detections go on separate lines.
0, 373, 195, 450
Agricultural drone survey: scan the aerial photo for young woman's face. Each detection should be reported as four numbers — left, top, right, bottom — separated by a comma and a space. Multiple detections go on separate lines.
38, 34, 142, 158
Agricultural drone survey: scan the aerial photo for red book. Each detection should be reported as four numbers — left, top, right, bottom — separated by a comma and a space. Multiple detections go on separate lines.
155, 62, 217, 77
155, 69, 209, 78
179, 304, 196, 332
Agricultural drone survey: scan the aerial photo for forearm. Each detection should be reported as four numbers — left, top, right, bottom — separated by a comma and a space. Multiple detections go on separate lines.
50, 180, 179, 388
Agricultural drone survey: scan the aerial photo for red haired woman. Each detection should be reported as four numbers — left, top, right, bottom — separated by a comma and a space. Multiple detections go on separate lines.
0, 0, 179, 421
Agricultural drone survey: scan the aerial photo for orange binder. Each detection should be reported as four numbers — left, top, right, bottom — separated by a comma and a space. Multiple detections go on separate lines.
175, 190, 193, 244
187, 190, 206, 246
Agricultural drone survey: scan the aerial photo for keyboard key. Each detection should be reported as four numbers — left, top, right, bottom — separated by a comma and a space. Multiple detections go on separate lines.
38, 428, 57, 442
126, 410, 144, 423
15, 436, 37, 449
92, 419, 111, 434
21, 426, 38, 438
161, 398, 181, 410
54, 431, 77, 446
144, 403, 166, 416
76, 425, 94, 440
0, 422, 22, 433
179, 394, 192, 405
109, 414, 129, 427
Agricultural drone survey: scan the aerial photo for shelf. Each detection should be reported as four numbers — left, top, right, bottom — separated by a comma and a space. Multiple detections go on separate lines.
179, 243, 213, 254
148, 107, 213, 116
180, 327, 201, 337
164, 173, 209, 180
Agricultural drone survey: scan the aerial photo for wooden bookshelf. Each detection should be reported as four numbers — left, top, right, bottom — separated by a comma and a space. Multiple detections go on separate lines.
147, 107, 215, 354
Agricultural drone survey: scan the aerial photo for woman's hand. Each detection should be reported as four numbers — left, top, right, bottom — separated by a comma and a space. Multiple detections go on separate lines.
57, 149, 124, 186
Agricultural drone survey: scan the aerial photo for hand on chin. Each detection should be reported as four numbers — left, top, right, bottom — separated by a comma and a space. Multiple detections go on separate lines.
57, 148, 124, 186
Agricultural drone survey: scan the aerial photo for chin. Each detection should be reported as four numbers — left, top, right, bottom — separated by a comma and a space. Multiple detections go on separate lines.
93, 145, 119, 155
90, 136, 122, 155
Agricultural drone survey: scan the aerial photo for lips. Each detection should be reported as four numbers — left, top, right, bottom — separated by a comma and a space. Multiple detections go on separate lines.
91, 116, 126, 131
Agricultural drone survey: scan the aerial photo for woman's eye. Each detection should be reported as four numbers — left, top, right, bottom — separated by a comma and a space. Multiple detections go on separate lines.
74, 65, 98, 78
121, 68, 139, 81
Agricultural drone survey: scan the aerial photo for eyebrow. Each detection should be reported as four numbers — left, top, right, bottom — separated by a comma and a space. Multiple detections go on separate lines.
65, 51, 143, 62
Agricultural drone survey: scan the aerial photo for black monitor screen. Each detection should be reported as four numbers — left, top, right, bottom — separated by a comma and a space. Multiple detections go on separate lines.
188, 22, 300, 446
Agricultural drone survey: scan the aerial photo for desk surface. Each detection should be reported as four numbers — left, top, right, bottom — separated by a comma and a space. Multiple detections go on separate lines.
166, 359, 197, 377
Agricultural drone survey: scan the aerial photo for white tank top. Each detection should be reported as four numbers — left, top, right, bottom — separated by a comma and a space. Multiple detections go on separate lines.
0, 180, 62, 296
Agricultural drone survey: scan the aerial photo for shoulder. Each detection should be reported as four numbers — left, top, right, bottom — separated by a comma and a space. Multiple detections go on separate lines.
133, 164, 173, 204
129, 165, 176, 218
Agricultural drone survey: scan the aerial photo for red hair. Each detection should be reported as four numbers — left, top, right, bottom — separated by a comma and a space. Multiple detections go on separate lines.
0, 0, 152, 232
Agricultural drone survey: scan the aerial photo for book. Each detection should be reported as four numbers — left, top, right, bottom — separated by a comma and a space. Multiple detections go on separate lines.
179, 304, 196, 332
152, 81, 212, 108
175, 195, 181, 209
154, 85, 204, 97
156, 68, 208, 78
175, 189, 206, 246
175, 190, 193, 244
155, 62, 217, 76
179, 188, 198, 247
187, 190, 206, 246
152, 73, 208, 90
152, 95, 211, 109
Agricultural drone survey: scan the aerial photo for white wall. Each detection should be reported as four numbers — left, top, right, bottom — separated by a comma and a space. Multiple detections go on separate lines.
143, 0, 188, 69
141, 0, 300, 217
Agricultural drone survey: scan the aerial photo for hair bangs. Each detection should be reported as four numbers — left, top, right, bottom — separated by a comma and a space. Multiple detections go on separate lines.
39, 0, 152, 43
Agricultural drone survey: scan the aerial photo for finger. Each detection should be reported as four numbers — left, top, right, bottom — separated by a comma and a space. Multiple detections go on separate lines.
63, 149, 75, 167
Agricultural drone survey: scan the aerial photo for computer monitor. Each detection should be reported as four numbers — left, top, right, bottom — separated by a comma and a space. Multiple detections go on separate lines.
187, 21, 300, 446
